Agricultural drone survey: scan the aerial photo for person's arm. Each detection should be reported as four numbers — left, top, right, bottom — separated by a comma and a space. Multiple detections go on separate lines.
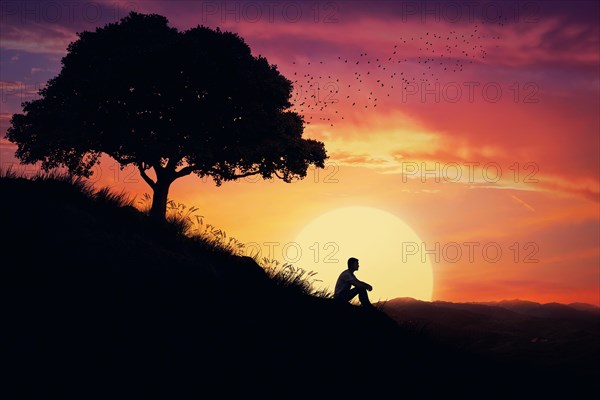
347, 274, 373, 291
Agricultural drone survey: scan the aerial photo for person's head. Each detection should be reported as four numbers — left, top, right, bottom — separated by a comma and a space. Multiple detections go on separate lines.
348, 257, 359, 271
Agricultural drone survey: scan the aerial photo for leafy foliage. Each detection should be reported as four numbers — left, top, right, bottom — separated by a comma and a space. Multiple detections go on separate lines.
6, 12, 327, 219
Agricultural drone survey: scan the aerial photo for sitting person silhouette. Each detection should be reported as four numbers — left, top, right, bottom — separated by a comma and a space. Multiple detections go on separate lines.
334, 257, 374, 307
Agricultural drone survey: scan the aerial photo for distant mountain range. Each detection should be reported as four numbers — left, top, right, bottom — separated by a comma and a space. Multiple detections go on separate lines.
380, 297, 600, 380
470, 298, 600, 318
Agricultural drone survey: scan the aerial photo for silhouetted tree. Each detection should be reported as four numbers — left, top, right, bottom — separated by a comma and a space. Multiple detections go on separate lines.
7, 12, 327, 220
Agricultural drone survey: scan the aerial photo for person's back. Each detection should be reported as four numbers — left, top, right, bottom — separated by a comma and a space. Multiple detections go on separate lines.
334, 269, 355, 300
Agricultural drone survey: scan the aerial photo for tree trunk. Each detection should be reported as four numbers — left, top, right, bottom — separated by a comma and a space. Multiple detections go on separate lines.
149, 178, 173, 222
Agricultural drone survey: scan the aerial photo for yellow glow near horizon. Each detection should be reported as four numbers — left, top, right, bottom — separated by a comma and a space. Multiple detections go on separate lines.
293, 206, 433, 302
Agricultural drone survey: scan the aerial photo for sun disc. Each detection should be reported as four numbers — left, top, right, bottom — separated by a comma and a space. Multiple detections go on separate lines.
293, 206, 433, 302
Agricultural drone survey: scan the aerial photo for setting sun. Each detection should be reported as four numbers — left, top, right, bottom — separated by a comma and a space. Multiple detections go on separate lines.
294, 206, 433, 302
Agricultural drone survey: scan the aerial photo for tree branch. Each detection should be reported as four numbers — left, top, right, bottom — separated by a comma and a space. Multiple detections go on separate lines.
175, 165, 198, 178
229, 170, 261, 179
166, 157, 180, 171
174, 166, 262, 180
138, 165, 156, 189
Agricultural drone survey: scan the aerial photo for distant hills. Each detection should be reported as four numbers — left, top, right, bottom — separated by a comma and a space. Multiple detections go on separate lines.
380, 297, 600, 381
472, 299, 600, 318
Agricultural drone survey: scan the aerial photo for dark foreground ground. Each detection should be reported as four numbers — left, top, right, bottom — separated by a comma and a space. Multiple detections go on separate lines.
1, 175, 597, 399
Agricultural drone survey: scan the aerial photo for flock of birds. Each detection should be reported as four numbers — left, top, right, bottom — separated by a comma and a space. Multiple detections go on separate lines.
288, 23, 502, 127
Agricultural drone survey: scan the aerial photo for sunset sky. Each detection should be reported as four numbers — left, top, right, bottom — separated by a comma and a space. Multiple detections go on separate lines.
1, 0, 598, 305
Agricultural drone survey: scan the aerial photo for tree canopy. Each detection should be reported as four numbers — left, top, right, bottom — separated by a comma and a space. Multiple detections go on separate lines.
7, 12, 327, 219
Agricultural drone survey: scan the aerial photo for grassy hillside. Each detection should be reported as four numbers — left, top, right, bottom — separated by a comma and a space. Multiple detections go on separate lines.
0, 173, 588, 398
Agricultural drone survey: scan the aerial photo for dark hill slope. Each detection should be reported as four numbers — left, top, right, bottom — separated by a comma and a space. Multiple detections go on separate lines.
0, 175, 581, 399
